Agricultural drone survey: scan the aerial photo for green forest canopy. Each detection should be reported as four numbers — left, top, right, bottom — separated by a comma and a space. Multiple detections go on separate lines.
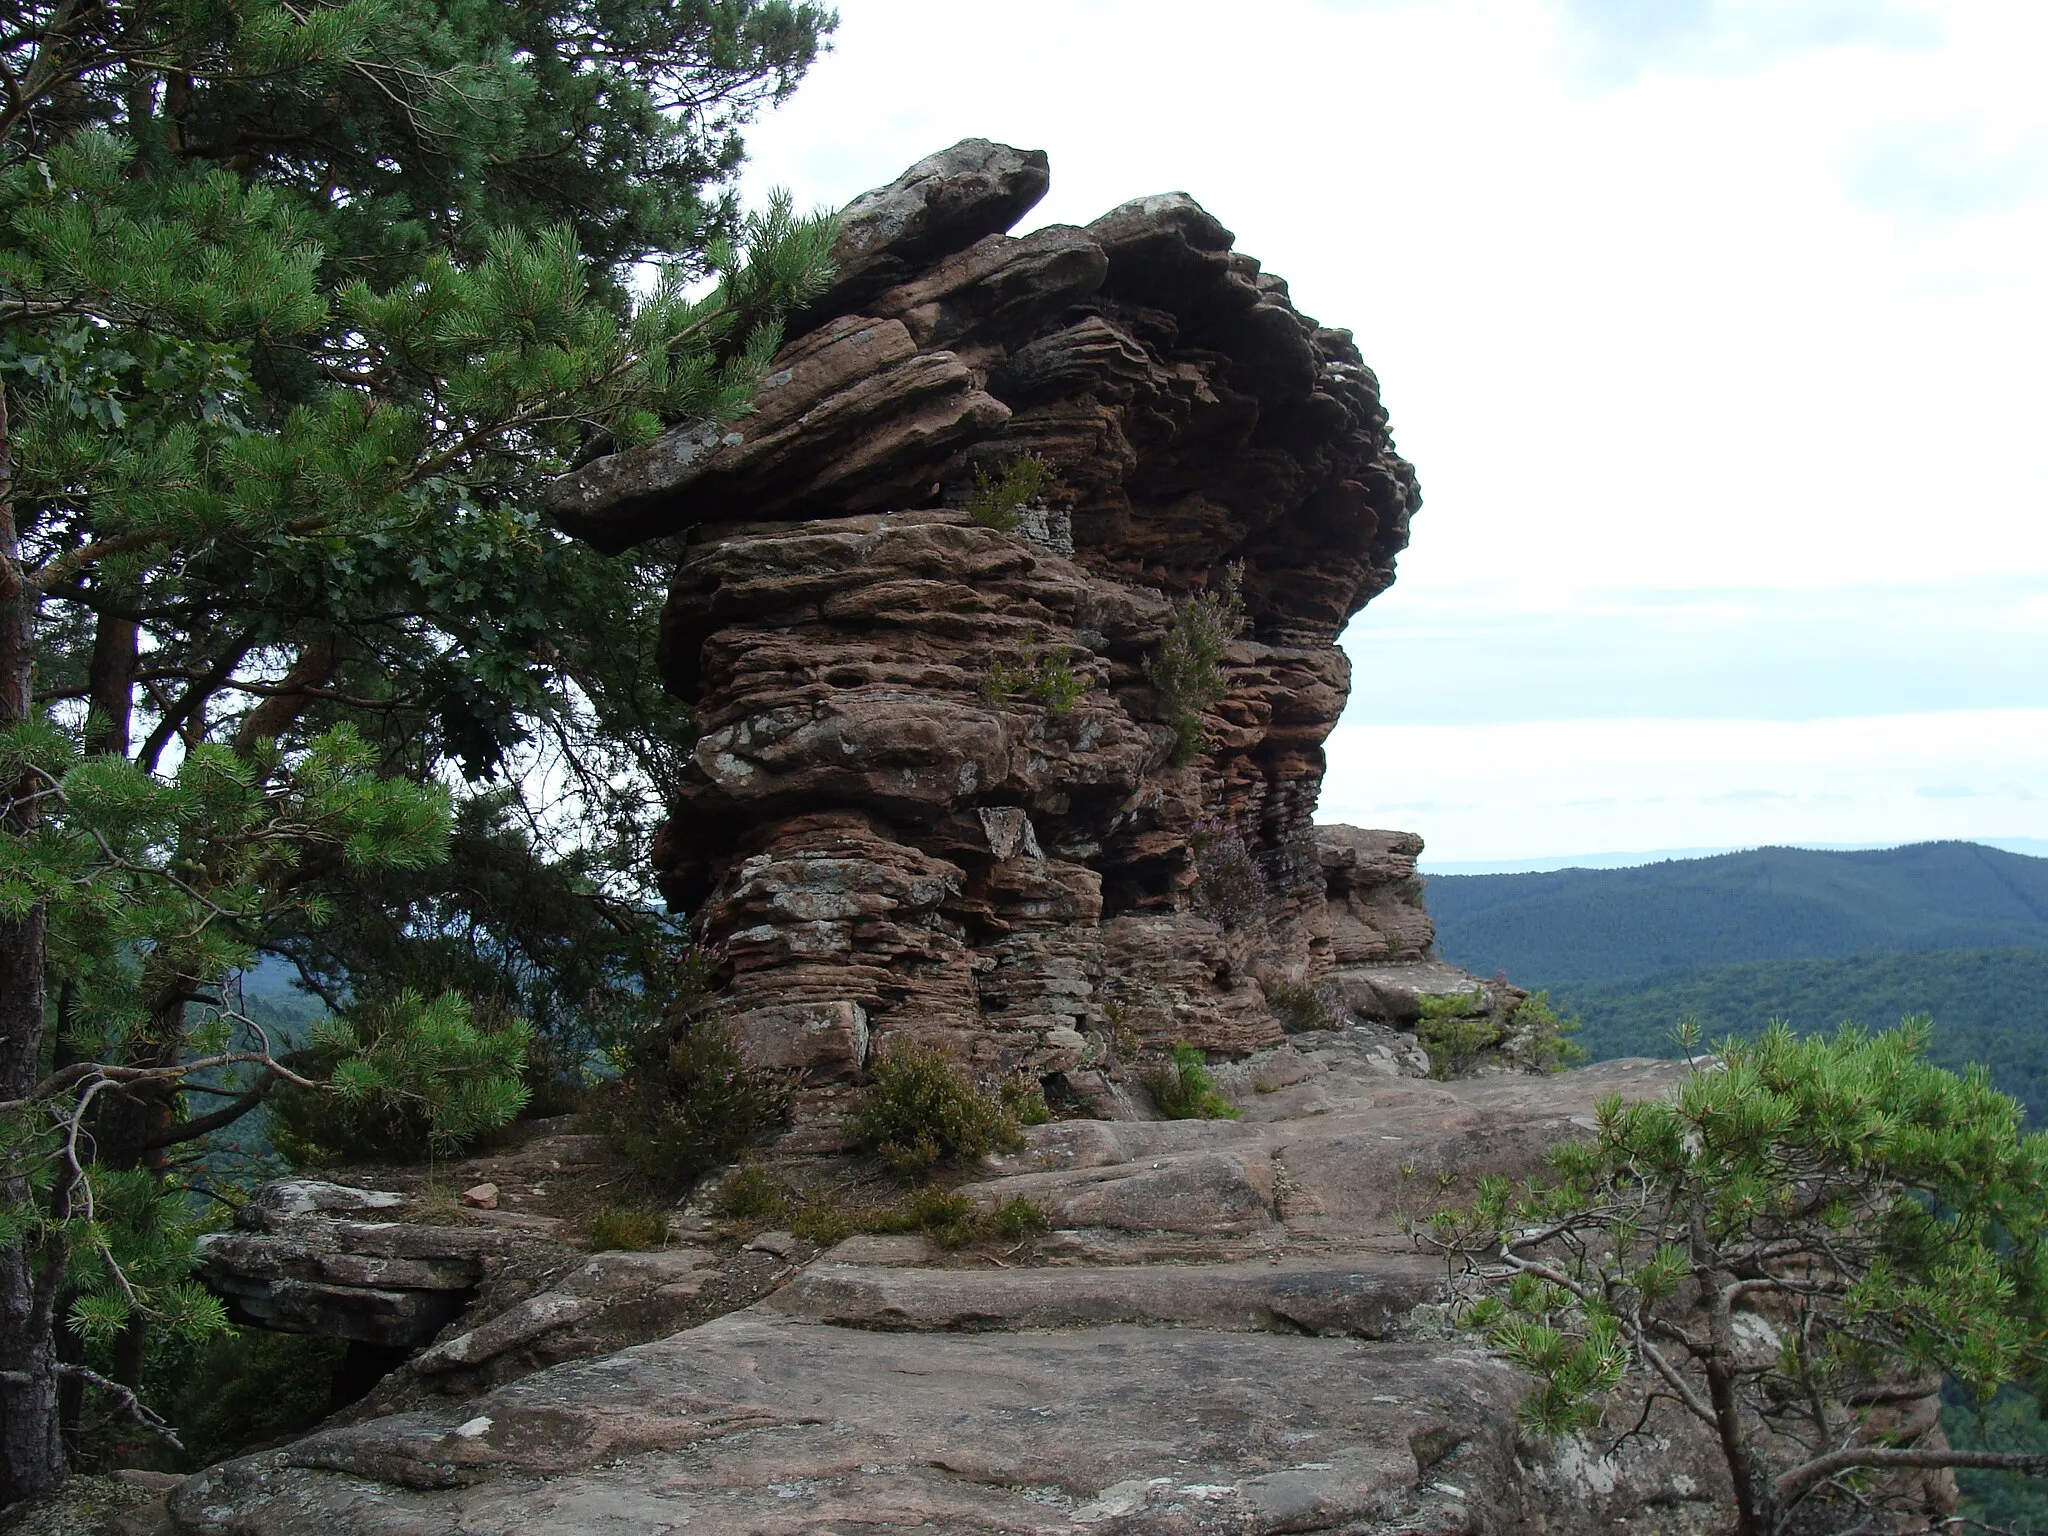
1427, 841, 2048, 981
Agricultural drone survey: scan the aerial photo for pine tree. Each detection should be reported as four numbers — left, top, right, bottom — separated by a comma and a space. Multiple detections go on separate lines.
0, 0, 834, 1499
1430, 1019, 2048, 1535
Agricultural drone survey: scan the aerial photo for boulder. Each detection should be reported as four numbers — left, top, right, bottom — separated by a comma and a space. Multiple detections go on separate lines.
194, 1188, 525, 1349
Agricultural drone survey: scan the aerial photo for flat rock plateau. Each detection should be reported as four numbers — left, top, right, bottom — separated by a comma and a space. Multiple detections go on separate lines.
174, 1057, 1729, 1535
167, 143, 1752, 1535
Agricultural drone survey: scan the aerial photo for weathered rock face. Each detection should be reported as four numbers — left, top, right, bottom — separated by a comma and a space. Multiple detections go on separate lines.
174, 1061, 1734, 1536
548, 142, 1435, 1112
196, 1181, 509, 1349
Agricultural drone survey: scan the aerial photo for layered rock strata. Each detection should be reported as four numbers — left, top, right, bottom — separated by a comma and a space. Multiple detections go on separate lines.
173, 1059, 1744, 1536
196, 1181, 513, 1350
548, 141, 1465, 1109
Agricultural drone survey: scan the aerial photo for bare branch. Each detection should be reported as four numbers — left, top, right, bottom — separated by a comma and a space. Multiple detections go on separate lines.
1778, 1448, 2048, 1512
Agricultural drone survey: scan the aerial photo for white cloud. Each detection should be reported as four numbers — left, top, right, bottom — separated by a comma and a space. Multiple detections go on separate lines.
735, 0, 2048, 858
1319, 709, 2048, 862
1338, 575, 2048, 723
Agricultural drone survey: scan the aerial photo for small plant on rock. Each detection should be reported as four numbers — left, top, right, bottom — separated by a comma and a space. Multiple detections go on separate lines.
1146, 1043, 1241, 1121
1146, 564, 1246, 763
1414, 988, 1499, 1080
991, 1195, 1052, 1240
585, 1205, 669, 1252
903, 1187, 979, 1247
965, 453, 1054, 531
980, 645, 1085, 714
1509, 990, 1586, 1073
787, 1188, 1051, 1250
713, 1162, 790, 1223
850, 1041, 1024, 1179
1026, 651, 1084, 711
596, 1011, 794, 1190
1000, 1075, 1054, 1126
1189, 817, 1269, 930
1268, 981, 1343, 1034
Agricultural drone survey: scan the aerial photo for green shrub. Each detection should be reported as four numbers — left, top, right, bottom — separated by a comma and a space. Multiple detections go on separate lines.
965, 454, 1053, 531
586, 1205, 669, 1251
999, 1076, 1053, 1126
990, 1195, 1051, 1240
269, 990, 531, 1163
166, 1328, 347, 1470
1190, 818, 1268, 930
1510, 990, 1587, 1073
596, 1015, 792, 1189
850, 1041, 1024, 1179
980, 657, 1027, 705
1412, 989, 1585, 1078
1146, 564, 1246, 763
904, 1186, 978, 1247
1267, 981, 1341, 1033
980, 646, 1085, 714
1414, 988, 1498, 1080
786, 1198, 870, 1247
713, 1161, 790, 1222
787, 1188, 1050, 1249
1146, 1043, 1241, 1120
1026, 653, 1083, 711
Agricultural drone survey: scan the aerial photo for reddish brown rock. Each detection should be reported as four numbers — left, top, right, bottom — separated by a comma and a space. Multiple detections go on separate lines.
545, 143, 1491, 1123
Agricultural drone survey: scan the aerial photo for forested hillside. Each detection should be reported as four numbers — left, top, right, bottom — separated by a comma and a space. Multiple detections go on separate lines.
1548, 947, 2048, 1122
1424, 843, 2048, 1127
1427, 840, 2048, 981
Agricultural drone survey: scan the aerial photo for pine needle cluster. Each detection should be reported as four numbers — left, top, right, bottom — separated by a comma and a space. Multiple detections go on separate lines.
1428, 1020, 2048, 1535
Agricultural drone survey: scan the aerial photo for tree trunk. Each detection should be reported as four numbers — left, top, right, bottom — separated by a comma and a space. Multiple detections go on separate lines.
0, 386, 66, 1502
85, 603, 138, 757
1692, 1207, 1765, 1536
232, 634, 335, 757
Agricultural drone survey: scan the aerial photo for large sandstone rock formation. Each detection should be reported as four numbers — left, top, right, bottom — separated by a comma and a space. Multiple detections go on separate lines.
546, 140, 1463, 1114
155, 148, 1960, 1536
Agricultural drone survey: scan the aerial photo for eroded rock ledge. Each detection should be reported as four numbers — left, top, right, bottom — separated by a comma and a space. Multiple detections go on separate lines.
547, 140, 1479, 1115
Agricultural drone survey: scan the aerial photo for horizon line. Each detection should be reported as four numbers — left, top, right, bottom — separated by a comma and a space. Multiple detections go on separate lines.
1417, 836, 2048, 877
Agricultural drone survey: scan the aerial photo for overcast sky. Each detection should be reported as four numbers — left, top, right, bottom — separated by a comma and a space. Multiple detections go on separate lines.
734, 0, 2048, 868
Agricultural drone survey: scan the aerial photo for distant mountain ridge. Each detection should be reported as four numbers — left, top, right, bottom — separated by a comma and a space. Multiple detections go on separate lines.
1425, 840, 2048, 984
1553, 947, 2048, 1123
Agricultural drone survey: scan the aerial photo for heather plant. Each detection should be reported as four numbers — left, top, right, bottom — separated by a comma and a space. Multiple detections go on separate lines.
787, 1186, 1051, 1250
1268, 982, 1343, 1034
964, 455, 1053, 531
990, 1194, 1052, 1240
1000, 1077, 1054, 1126
980, 647, 1085, 714
1190, 818, 1269, 930
849, 1042, 1024, 1179
713, 1162, 790, 1223
1146, 1043, 1240, 1121
595, 992, 793, 1190
584, 1206, 669, 1252
1146, 564, 1246, 763
1427, 1020, 2048, 1536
